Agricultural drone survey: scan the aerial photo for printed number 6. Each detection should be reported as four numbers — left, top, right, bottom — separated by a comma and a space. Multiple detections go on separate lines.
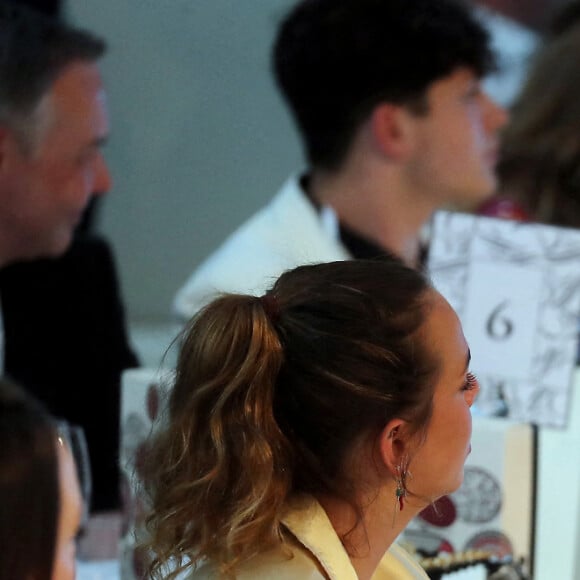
486, 300, 513, 341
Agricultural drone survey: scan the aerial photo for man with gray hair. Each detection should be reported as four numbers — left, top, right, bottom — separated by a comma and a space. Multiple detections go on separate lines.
0, 3, 134, 519
0, 2, 111, 267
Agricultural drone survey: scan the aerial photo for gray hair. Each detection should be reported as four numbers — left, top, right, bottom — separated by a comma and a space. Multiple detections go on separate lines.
0, 3, 105, 149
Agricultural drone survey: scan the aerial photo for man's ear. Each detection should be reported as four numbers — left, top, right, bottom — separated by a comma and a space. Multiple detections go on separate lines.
370, 103, 416, 161
377, 419, 411, 476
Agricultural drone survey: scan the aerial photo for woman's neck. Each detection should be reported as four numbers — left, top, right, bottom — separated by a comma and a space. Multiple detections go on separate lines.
317, 486, 421, 580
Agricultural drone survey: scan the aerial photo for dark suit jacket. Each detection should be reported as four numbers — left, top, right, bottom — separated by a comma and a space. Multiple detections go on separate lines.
0, 235, 139, 512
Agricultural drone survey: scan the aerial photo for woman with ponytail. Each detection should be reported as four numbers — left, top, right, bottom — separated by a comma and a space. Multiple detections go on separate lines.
141, 258, 479, 580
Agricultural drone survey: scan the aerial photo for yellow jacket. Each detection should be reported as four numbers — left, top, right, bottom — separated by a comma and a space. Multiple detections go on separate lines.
189, 496, 428, 579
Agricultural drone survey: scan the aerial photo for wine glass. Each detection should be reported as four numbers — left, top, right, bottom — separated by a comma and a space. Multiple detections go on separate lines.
57, 420, 93, 525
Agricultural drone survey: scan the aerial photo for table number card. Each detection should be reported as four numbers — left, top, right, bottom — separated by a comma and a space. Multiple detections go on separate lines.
428, 211, 580, 428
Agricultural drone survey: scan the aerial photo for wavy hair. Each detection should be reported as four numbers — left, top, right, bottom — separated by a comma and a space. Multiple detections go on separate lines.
141, 259, 437, 578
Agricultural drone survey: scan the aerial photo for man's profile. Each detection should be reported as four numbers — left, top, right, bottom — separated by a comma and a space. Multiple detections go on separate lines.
0, 2, 110, 266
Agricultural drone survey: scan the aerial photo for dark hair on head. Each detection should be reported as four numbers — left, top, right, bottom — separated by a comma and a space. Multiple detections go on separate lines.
141, 258, 438, 578
0, 377, 59, 580
498, 22, 580, 227
273, 0, 495, 170
0, 1, 105, 145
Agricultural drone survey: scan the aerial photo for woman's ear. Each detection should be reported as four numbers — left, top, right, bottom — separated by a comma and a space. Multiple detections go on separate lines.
369, 103, 415, 160
378, 419, 411, 476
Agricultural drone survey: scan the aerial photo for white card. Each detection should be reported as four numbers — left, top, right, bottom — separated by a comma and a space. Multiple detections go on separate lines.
428, 211, 580, 428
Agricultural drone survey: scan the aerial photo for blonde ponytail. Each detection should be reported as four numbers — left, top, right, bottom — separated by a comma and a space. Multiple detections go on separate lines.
141, 294, 292, 579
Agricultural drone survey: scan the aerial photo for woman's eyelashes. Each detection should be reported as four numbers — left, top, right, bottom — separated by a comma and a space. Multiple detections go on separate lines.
461, 372, 480, 406
462, 372, 479, 392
